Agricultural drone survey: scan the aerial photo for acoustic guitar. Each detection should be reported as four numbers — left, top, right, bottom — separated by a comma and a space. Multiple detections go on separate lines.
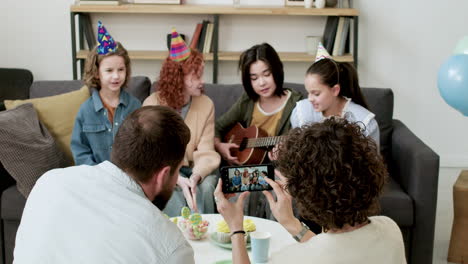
224, 123, 284, 165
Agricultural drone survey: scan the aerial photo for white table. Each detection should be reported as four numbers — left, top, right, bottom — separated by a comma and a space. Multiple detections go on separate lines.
181, 214, 296, 264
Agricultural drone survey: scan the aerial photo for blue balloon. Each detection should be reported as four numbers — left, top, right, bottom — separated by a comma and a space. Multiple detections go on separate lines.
438, 54, 468, 116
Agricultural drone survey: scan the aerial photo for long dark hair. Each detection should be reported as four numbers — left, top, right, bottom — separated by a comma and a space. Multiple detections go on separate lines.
238, 43, 285, 101
306, 58, 369, 109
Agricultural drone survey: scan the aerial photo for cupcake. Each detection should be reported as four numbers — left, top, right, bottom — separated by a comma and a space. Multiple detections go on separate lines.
215, 219, 256, 243
215, 220, 232, 243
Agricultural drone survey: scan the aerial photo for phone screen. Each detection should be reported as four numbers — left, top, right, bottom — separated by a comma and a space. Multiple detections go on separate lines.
221, 164, 274, 193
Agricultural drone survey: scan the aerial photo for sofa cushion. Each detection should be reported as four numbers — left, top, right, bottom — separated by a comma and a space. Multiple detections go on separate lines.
30, 76, 152, 103
379, 177, 414, 227
361, 88, 394, 160
5, 86, 90, 161
204, 83, 244, 119
0, 104, 70, 197
29, 80, 83, 98
0, 68, 33, 111
127, 76, 152, 102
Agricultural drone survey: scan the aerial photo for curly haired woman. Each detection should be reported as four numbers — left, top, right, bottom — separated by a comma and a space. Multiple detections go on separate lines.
214, 117, 406, 264
143, 29, 220, 215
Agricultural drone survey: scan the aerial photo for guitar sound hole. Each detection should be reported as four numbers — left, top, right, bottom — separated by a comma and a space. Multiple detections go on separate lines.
239, 138, 247, 151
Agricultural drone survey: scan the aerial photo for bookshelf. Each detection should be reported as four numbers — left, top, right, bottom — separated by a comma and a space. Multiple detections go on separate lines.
70, 4, 359, 82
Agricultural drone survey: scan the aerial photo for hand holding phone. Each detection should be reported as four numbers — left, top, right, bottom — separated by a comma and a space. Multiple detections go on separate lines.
220, 164, 275, 193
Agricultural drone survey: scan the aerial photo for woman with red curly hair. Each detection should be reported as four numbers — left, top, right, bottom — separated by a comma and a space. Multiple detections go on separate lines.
215, 117, 406, 264
143, 29, 220, 215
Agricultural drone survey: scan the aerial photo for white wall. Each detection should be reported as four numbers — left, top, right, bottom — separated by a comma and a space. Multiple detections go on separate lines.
2, 0, 468, 167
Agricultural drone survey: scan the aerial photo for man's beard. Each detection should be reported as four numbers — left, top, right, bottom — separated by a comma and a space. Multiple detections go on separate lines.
152, 186, 173, 211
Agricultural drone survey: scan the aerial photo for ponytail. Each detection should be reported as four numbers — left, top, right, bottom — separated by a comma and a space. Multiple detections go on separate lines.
337, 63, 369, 109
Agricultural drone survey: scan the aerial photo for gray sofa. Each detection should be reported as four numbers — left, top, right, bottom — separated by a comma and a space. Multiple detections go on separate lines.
0, 79, 438, 264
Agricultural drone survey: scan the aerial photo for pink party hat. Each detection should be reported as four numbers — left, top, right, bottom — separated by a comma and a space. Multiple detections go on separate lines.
315, 42, 332, 62
170, 28, 191, 62
97, 21, 117, 55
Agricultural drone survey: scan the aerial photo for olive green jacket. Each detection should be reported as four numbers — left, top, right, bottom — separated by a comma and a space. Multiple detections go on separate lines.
215, 88, 304, 139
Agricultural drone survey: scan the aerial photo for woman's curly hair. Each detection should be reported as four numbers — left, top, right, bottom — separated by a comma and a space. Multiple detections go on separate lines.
157, 49, 204, 109
84, 42, 131, 90
275, 117, 387, 232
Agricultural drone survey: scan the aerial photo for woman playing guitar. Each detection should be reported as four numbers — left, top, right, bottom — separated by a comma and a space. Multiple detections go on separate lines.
214, 43, 303, 165
214, 43, 303, 219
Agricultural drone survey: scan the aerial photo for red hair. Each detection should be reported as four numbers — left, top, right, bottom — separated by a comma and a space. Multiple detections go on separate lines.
157, 49, 204, 109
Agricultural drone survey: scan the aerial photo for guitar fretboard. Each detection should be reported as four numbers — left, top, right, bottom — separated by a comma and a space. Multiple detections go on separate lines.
245, 136, 284, 148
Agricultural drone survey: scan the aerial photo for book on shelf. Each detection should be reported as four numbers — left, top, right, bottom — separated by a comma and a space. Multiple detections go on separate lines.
337, 0, 350, 8
210, 22, 216, 54
332, 17, 345, 56
322, 16, 339, 55
189, 23, 203, 50
337, 17, 350, 56
78, 0, 121, 5
203, 23, 214, 54
346, 18, 354, 54
197, 20, 209, 53
343, 0, 350, 8
80, 14, 97, 50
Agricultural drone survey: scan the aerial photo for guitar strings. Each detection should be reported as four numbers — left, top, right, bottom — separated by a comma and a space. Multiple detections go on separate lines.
228, 136, 284, 148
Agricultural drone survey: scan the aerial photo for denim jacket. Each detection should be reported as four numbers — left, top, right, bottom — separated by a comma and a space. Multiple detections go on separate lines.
71, 89, 141, 165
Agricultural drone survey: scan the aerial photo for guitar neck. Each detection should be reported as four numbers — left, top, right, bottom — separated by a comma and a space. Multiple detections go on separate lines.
246, 136, 284, 148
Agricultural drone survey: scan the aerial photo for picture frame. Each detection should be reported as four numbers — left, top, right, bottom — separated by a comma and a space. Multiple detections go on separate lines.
285, 0, 304, 6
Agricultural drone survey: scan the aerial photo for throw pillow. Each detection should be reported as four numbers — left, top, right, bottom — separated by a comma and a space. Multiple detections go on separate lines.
0, 104, 70, 198
4, 85, 90, 162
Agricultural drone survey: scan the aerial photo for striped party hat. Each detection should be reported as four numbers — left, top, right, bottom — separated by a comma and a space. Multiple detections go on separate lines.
315, 42, 332, 62
97, 21, 117, 55
170, 28, 191, 62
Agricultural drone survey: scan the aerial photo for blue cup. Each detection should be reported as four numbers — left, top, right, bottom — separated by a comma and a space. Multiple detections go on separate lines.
250, 231, 271, 263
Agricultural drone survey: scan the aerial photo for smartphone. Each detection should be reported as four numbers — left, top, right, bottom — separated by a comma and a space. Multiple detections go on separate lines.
220, 164, 275, 193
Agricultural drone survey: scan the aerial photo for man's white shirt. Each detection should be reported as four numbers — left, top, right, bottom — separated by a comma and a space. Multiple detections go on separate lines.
14, 161, 194, 264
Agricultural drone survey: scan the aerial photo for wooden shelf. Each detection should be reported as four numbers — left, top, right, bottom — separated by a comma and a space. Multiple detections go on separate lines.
77, 50, 353, 63
71, 4, 359, 16
77, 50, 214, 60
219, 51, 353, 62
70, 3, 359, 81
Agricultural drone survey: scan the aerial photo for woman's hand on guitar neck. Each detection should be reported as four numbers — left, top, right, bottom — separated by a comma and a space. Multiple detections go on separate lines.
215, 138, 240, 165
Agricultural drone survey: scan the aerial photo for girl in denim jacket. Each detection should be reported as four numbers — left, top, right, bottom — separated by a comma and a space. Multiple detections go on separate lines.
71, 21, 141, 165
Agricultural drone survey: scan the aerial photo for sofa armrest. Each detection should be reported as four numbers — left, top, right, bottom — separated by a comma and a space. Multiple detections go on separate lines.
391, 119, 439, 264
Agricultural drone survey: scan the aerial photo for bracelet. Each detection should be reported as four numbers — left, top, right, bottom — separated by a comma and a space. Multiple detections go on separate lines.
292, 222, 310, 242
230, 230, 246, 237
